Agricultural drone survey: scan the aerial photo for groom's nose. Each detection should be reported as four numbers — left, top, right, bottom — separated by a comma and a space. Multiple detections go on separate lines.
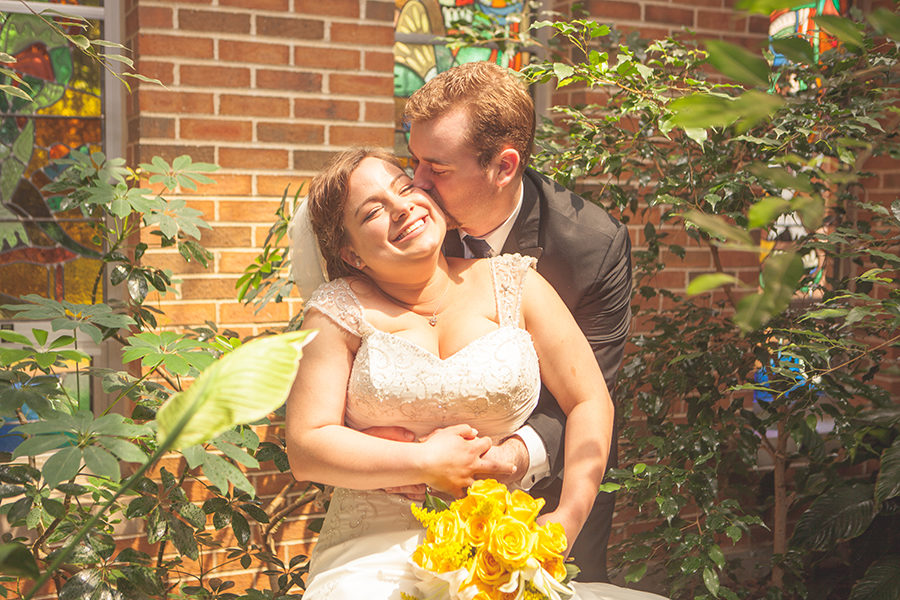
411, 164, 432, 191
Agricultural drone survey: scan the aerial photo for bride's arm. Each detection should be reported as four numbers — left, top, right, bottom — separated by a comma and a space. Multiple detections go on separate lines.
522, 272, 615, 548
285, 310, 495, 496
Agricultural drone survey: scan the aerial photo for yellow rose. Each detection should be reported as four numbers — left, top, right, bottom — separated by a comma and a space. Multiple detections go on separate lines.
535, 521, 568, 558
412, 542, 436, 570
541, 555, 568, 581
464, 512, 493, 546
488, 515, 535, 568
426, 509, 465, 545
466, 479, 508, 513
473, 547, 510, 588
506, 489, 544, 525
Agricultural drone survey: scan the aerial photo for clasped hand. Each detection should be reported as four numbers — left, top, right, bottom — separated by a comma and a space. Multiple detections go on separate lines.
363, 424, 524, 500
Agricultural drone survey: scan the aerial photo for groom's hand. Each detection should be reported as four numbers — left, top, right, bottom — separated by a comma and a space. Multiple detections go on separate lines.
475, 435, 529, 486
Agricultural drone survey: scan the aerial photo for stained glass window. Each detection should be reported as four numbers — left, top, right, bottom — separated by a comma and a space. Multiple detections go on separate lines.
0, 3, 107, 306
393, 0, 531, 154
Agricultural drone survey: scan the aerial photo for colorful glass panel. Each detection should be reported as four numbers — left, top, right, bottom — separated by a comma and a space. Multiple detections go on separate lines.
0, 10, 104, 305
393, 0, 529, 153
769, 0, 847, 69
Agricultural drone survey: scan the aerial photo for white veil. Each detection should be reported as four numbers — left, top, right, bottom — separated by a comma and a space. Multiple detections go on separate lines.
287, 198, 328, 300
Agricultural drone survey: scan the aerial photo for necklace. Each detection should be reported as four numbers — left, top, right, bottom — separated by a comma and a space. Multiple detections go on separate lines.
378, 276, 452, 326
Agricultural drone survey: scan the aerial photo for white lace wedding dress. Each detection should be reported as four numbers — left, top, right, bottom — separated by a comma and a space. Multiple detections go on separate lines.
301, 254, 666, 600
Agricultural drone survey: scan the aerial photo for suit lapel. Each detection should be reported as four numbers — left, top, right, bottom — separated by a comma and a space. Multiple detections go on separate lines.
501, 170, 543, 261
442, 228, 465, 258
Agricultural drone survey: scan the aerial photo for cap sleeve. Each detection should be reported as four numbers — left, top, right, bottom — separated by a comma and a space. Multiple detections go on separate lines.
303, 279, 370, 337
489, 253, 537, 328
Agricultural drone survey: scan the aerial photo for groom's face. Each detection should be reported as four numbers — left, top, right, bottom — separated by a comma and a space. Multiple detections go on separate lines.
408, 108, 505, 238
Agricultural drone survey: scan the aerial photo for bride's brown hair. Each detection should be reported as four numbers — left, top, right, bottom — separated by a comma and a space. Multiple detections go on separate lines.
306, 147, 402, 280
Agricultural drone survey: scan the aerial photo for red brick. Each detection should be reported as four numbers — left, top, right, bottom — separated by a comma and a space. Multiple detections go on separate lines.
219, 148, 290, 170
181, 118, 252, 142
293, 98, 359, 121
178, 9, 250, 33
645, 4, 695, 27
219, 199, 283, 222
672, 0, 721, 6
142, 251, 210, 274
200, 226, 253, 248
748, 14, 769, 34
364, 50, 394, 72
156, 302, 217, 326
191, 174, 254, 197
584, 0, 642, 20
697, 10, 747, 32
221, 0, 288, 9
257, 122, 325, 144
220, 94, 290, 117
220, 250, 266, 272
257, 16, 323, 40
257, 175, 310, 198
137, 5, 173, 28
257, 69, 322, 92
181, 65, 250, 88
129, 116, 174, 140
134, 60, 174, 85
330, 73, 393, 96
367, 0, 394, 22
365, 101, 393, 123
294, 45, 360, 70
220, 300, 290, 323
220, 40, 290, 65
138, 33, 214, 59
293, 149, 339, 172
181, 277, 240, 299
135, 143, 215, 164
331, 22, 393, 46
294, 0, 359, 17
330, 125, 393, 146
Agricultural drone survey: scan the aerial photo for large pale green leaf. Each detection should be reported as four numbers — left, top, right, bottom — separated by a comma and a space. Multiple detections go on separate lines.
849, 556, 900, 600
875, 441, 900, 505
705, 40, 769, 88
670, 91, 784, 132
791, 194, 825, 232
156, 330, 315, 450
815, 15, 864, 52
42, 446, 83, 489
735, 0, 803, 15
791, 484, 876, 550
687, 273, 740, 296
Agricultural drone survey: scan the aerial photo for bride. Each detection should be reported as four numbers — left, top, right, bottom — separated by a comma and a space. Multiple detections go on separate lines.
285, 148, 665, 600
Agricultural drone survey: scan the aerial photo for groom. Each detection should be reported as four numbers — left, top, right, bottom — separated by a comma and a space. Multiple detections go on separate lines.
401, 61, 633, 582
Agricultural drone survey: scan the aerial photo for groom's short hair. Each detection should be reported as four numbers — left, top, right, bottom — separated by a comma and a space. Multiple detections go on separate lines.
403, 61, 535, 175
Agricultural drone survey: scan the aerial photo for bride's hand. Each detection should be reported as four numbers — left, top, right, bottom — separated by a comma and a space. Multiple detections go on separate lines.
536, 510, 581, 556
419, 424, 496, 497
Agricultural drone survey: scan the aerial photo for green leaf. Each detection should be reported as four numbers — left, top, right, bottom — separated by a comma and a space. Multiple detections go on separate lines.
792, 484, 876, 550
770, 37, 816, 65
867, 8, 900, 42
553, 62, 575, 86
705, 40, 769, 88
232, 512, 251, 547
156, 330, 315, 450
670, 91, 784, 132
682, 210, 754, 246
849, 555, 900, 600
201, 452, 254, 496
97, 436, 147, 463
687, 273, 740, 296
82, 445, 121, 482
748, 196, 792, 229
624, 562, 647, 583
703, 566, 720, 597
0, 542, 39, 579
708, 544, 726, 569
791, 194, 825, 232
875, 441, 900, 505
814, 15, 864, 52
734, 252, 805, 331
42, 446, 83, 489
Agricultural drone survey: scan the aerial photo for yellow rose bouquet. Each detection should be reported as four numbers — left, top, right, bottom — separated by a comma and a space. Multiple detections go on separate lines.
406, 479, 576, 600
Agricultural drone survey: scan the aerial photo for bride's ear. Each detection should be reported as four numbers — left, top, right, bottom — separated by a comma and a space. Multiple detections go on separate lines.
340, 247, 365, 270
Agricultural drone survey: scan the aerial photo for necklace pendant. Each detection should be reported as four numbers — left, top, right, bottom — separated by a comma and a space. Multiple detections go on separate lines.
428, 315, 438, 326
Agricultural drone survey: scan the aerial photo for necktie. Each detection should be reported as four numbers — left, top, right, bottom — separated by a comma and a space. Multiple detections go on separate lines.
463, 235, 492, 258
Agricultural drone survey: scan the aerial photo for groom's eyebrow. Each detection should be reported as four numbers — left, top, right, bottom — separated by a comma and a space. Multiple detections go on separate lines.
355, 173, 407, 217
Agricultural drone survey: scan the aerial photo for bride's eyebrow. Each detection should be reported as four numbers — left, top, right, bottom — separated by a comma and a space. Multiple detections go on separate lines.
355, 173, 406, 217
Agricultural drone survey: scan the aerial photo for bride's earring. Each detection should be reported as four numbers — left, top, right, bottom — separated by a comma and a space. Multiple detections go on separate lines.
341, 248, 365, 270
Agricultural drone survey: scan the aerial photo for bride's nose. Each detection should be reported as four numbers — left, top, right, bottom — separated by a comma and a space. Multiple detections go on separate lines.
390, 199, 412, 221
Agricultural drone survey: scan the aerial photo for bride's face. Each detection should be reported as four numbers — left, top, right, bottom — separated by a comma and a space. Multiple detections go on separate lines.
340, 157, 447, 274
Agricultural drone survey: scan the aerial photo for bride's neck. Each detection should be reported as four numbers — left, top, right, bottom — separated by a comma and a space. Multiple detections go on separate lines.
370, 255, 452, 306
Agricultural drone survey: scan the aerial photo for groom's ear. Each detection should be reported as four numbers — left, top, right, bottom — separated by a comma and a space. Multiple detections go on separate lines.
494, 148, 521, 189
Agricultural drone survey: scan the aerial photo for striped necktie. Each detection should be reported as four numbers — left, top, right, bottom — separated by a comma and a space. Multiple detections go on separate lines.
463, 235, 492, 258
